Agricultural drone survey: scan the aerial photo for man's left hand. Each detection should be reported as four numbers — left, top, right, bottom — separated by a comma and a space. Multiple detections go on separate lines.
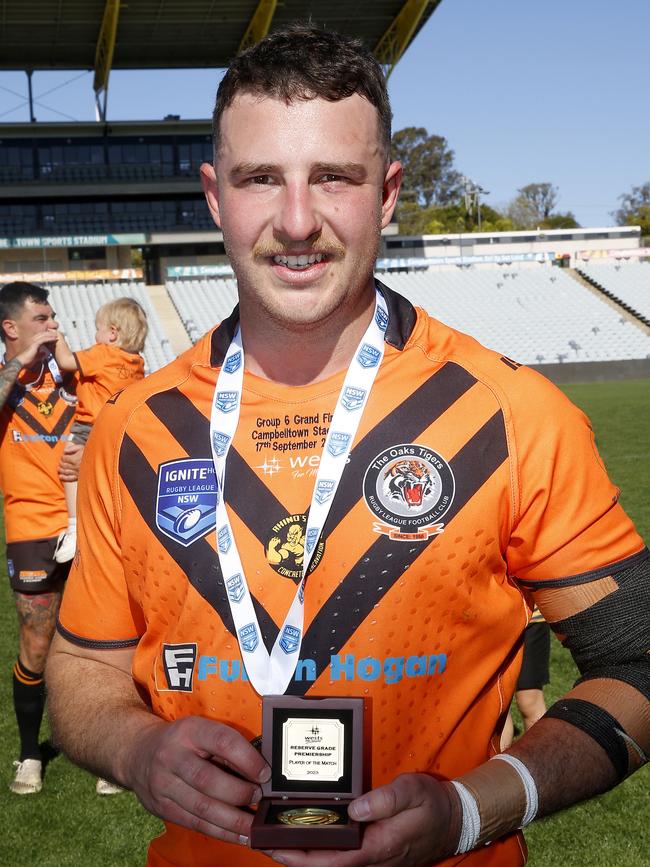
264, 773, 461, 867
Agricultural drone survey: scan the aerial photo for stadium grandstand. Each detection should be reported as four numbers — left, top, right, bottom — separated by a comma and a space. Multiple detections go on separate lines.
0, 0, 648, 382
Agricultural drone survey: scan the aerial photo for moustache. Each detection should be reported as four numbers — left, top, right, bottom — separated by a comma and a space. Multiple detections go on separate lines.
252, 241, 345, 260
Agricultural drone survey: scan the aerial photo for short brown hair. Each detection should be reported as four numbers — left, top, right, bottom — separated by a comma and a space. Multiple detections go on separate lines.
213, 23, 392, 160
0, 281, 49, 341
97, 297, 148, 353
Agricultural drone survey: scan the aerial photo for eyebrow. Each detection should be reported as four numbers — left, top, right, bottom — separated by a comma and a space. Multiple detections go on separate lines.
229, 162, 277, 180
312, 162, 368, 180
229, 161, 369, 181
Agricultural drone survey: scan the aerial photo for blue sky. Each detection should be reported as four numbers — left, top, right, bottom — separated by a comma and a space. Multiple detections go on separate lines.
1, 0, 648, 227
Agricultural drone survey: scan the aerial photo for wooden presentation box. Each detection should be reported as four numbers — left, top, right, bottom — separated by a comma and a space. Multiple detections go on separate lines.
250, 695, 364, 850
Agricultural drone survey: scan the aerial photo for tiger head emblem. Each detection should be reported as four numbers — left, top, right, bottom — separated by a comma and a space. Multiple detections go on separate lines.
383, 459, 434, 509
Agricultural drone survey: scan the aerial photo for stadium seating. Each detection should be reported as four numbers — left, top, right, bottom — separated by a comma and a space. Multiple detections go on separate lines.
166, 278, 238, 343
166, 265, 650, 364
577, 260, 650, 324
382, 265, 650, 364
48, 282, 176, 373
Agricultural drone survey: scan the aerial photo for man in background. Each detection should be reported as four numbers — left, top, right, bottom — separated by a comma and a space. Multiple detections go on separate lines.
0, 281, 78, 794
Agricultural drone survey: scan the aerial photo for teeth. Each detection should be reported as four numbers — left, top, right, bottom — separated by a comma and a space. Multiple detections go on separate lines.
272, 253, 324, 270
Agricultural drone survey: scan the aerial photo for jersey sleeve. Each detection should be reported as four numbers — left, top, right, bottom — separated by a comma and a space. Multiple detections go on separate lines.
73, 343, 109, 382
505, 371, 645, 584
57, 399, 143, 648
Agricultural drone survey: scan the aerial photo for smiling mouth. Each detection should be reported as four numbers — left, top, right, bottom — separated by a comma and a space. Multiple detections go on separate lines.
271, 252, 325, 271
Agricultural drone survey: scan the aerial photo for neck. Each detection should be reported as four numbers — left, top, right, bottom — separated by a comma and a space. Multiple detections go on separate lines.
239, 290, 377, 386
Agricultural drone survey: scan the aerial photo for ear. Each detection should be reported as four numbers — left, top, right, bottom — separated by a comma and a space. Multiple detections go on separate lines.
200, 162, 222, 229
108, 324, 119, 344
2, 318, 18, 341
380, 160, 402, 229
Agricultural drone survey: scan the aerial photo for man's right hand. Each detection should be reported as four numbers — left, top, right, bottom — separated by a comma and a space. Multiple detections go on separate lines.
16, 329, 59, 368
124, 715, 271, 845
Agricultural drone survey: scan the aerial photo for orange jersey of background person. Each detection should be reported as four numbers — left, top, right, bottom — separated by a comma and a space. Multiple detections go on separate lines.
58, 286, 645, 867
0, 365, 77, 543
73, 342, 144, 426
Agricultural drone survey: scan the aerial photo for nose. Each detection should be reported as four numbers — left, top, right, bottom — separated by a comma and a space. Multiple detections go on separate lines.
273, 179, 321, 245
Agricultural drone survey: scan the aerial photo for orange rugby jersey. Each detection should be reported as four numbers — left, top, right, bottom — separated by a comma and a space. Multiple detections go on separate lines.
74, 342, 144, 425
59, 284, 644, 867
0, 365, 77, 542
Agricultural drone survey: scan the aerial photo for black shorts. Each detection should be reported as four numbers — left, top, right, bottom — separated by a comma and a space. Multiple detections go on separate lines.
516, 621, 551, 691
6, 537, 71, 593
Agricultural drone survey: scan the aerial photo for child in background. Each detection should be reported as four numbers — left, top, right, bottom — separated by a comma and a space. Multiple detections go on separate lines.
53, 296, 148, 564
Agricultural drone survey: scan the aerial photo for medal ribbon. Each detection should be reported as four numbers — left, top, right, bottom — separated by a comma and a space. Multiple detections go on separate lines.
3, 350, 63, 391
210, 289, 389, 695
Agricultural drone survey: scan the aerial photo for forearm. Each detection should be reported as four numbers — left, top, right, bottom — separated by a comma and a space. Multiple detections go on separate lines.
46, 639, 163, 787
0, 357, 22, 409
53, 339, 78, 372
450, 714, 620, 853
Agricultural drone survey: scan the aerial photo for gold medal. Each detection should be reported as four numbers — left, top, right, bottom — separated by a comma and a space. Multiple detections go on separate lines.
278, 807, 341, 826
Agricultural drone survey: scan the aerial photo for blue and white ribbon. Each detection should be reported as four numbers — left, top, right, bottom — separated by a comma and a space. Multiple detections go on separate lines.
209, 289, 389, 696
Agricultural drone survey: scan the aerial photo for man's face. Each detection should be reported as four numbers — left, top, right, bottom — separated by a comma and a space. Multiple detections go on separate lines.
3, 298, 58, 359
201, 93, 401, 333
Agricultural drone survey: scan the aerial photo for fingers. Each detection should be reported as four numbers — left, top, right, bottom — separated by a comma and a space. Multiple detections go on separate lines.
348, 774, 432, 822
59, 443, 84, 481
130, 717, 271, 844
176, 716, 271, 786
146, 769, 256, 846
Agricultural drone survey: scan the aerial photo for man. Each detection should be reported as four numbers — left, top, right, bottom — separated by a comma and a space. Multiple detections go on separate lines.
47, 25, 648, 867
0, 281, 79, 794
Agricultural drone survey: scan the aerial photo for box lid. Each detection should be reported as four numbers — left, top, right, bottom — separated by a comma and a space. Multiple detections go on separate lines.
261, 695, 364, 800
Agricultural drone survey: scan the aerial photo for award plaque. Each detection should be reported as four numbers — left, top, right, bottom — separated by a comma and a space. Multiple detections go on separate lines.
250, 696, 364, 850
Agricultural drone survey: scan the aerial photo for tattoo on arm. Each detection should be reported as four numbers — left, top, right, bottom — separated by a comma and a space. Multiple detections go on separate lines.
0, 358, 22, 410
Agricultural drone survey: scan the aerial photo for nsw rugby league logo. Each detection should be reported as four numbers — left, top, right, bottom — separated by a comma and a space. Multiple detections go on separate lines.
156, 458, 218, 546
363, 444, 454, 541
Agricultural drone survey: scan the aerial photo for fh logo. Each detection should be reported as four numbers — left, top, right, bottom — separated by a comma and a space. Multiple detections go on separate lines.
162, 643, 197, 691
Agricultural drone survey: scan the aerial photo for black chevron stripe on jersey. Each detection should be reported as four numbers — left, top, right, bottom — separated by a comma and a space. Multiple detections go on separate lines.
146, 363, 477, 549
324, 361, 477, 532
125, 384, 507, 680
118, 433, 281, 654
132, 369, 506, 675
145, 389, 290, 533
13, 394, 76, 448
286, 409, 508, 695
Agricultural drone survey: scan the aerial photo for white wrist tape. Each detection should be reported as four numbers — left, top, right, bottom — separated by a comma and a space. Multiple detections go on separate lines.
490, 753, 539, 827
450, 780, 481, 854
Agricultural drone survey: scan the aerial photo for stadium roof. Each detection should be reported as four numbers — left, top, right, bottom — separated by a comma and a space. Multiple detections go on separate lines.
0, 1, 441, 74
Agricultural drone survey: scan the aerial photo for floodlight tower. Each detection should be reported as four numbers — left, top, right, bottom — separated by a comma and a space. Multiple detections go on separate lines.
462, 176, 490, 229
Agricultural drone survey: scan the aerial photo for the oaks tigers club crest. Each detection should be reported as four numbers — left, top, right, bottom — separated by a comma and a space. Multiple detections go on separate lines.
363, 444, 455, 542
265, 513, 325, 583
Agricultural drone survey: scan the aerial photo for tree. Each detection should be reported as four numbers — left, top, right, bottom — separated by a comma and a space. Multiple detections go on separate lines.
614, 182, 650, 235
504, 182, 579, 230
539, 212, 580, 229
518, 182, 558, 220
392, 127, 463, 208
394, 202, 515, 236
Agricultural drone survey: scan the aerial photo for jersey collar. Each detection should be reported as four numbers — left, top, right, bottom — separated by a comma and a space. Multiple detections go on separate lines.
209, 279, 417, 368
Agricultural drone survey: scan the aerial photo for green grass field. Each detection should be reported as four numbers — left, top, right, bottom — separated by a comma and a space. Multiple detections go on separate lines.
0, 379, 648, 866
